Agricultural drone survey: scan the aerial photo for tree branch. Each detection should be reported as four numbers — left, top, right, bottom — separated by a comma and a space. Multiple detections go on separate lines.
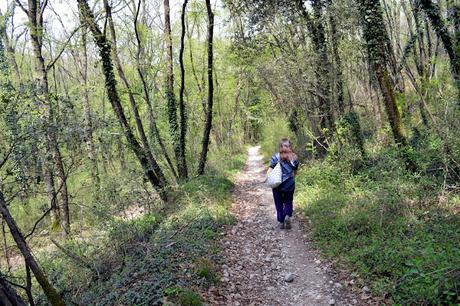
14, 0, 27, 15
50, 238, 98, 275
0, 146, 13, 170
46, 26, 80, 71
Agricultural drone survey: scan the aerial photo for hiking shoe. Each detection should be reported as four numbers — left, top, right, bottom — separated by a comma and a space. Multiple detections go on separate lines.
284, 216, 292, 229
279, 222, 285, 229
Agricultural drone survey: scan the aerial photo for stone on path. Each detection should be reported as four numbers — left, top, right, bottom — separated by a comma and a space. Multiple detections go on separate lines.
284, 272, 295, 283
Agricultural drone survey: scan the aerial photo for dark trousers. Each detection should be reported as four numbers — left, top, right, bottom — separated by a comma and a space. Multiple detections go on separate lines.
272, 188, 294, 223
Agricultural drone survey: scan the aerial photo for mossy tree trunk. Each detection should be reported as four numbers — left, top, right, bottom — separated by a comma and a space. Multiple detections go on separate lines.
419, 0, 460, 104
326, 0, 345, 116
102, 0, 168, 187
133, 0, 178, 179
164, 0, 189, 179
358, 0, 417, 171
198, 0, 215, 175
78, 0, 169, 201
358, 0, 408, 147
299, 0, 335, 148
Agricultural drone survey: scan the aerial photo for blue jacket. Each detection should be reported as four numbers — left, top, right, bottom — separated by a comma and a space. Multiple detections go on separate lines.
269, 153, 299, 192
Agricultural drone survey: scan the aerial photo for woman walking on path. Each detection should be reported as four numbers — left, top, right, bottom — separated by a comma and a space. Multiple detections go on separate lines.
267, 139, 299, 229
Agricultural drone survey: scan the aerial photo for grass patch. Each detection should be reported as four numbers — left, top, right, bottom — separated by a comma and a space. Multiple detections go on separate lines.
296, 146, 460, 304
164, 286, 203, 306
33, 149, 245, 305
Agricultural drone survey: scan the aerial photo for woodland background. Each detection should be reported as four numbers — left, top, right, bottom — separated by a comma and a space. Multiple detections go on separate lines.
0, 0, 459, 305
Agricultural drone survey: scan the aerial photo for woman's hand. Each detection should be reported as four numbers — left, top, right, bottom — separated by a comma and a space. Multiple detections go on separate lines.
264, 167, 272, 183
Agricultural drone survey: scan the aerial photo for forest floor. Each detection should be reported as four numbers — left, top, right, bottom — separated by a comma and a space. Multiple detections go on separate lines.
205, 146, 369, 306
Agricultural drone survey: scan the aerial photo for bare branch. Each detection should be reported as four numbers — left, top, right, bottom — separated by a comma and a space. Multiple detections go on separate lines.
23, 206, 53, 240
50, 238, 99, 275
46, 26, 80, 71
0, 146, 13, 170
14, 0, 28, 15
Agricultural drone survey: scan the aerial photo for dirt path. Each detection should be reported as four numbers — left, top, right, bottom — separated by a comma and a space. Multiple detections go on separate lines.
206, 146, 366, 306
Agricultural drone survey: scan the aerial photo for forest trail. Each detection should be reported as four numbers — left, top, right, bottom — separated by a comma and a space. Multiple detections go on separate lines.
206, 146, 364, 306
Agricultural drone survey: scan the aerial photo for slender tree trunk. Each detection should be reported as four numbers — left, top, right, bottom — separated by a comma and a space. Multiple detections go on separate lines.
0, 18, 21, 89
358, 0, 408, 146
0, 272, 27, 306
186, 16, 206, 114
198, 0, 215, 175
103, 0, 168, 187
79, 15, 99, 187
26, 0, 70, 234
359, 0, 417, 171
1, 219, 10, 271
327, 1, 345, 116
163, 0, 188, 179
0, 192, 65, 306
178, 0, 190, 179
42, 158, 61, 229
312, 0, 334, 133
133, 0, 178, 180
230, 76, 242, 136
419, 0, 460, 103
25, 263, 36, 306
299, 0, 335, 144
78, 0, 169, 201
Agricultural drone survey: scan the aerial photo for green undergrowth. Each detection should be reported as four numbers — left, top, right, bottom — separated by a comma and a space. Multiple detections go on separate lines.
34, 149, 245, 306
296, 145, 460, 305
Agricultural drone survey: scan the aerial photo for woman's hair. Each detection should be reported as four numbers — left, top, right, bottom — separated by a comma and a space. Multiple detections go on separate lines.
278, 138, 295, 161
279, 138, 293, 151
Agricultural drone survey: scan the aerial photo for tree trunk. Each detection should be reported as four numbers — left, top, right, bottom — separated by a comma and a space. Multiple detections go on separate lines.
198, 0, 215, 175
420, 0, 460, 103
1, 219, 10, 271
164, 0, 188, 179
186, 16, 206, 114
0, 14, 21, 89
375, 66, 407, 146
0, 273, 27, 306
359, 0, 417, 171
178, 0, 190, 179
25, 263, 36, 306
299, 0, 335, 143
133, 0, 178, 180
0, 192, 65, 306
79, 13, 99, 187
289, 110, 309, 160
358, 0, 408, 146
26, 0, 70, 234
103, 0, 168, 187
78, 0, 169, 201
327, 1, 345, 116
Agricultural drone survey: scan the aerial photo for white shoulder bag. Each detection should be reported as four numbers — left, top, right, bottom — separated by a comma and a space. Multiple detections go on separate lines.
267, 160, 282, 188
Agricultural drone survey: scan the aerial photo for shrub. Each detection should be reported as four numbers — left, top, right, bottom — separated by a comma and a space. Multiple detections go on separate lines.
296, 146, 460, 304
